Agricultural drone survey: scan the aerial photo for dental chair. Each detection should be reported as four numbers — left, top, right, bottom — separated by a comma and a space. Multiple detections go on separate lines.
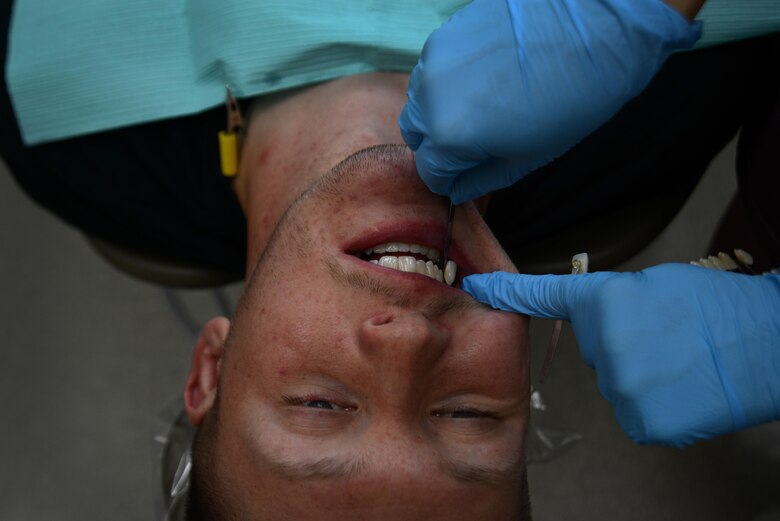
155, 408, 195, 521
501, 182, 693, 275
86, 235, 243, 289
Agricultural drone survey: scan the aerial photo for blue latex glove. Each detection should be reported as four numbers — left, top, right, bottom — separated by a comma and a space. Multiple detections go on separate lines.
462, 264, 780, 447
399, 0, 702, 204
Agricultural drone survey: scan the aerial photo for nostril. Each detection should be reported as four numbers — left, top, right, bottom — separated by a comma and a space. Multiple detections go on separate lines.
369, 313, 395, 326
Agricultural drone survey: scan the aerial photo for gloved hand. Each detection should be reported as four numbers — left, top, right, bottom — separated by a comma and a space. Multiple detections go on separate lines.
462, 264, 780, 447
399, 0, 701, 204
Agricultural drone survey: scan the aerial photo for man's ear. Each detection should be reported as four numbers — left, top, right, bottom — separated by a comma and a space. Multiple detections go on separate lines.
184, 316, 231, 426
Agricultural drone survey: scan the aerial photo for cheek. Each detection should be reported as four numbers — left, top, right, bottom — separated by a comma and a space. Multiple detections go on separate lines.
257, 281, 363, 366
457, 311, 529, 379
251, 294, 351, 356
466, 311, 528, 351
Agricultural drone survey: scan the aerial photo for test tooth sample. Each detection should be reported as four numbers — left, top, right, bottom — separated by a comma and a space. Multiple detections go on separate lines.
410, 244, 423, 254
434, 265, 443, 282
690, 260, 703, 267
379, 256, 399, 269
397, 243, 410, 252
571, 252, 589, 274
699, 257, 715, 269
386, 243, 400, 253
444, 260, 457, 286
374, 244, 388, 254
717, 252, 738, 270
398, 256, 417, 272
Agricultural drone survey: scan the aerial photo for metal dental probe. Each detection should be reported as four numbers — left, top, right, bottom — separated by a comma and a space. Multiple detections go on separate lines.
440, 201, 456, 271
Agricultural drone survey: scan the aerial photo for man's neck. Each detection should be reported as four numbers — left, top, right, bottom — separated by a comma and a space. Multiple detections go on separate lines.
233, 72, 410, 276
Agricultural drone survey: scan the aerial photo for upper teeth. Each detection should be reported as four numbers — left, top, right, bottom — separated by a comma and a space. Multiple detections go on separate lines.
364, 242, 442, 263
363, 242, 457, 286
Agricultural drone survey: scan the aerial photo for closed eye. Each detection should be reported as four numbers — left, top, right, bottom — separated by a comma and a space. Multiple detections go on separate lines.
432, 408, 493, 419
283, 395, 356, 412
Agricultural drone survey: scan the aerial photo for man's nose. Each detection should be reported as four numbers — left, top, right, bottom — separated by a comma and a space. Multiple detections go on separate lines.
358, 310, 451, 371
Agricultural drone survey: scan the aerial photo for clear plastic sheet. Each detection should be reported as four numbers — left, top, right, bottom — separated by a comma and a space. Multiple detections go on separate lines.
525, 386, 582, 464
153, 400, 196, 521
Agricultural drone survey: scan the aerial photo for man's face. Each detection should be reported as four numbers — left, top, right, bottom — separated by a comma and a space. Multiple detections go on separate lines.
199, 146, 530, 519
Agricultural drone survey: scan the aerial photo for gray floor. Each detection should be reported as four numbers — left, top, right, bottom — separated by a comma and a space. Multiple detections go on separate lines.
1, 138, 778, 520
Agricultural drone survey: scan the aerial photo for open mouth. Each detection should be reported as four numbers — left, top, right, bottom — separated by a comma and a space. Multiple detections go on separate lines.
358, 242, 458, 286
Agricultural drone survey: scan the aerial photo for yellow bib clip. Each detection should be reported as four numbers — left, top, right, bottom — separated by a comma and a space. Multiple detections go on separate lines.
219, 85, 245, 178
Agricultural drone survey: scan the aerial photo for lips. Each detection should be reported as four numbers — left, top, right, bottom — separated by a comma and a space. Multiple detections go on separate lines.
342, 220, 477, 290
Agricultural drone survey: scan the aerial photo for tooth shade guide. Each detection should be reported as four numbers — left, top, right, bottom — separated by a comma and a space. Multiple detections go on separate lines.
691, 249, 757, 275
717, 252, 738, 270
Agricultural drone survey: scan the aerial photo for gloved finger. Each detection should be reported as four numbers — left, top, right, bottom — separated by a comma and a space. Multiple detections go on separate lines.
412, 136, 479, 197
462, 272, 574, 320
398, 102, 423, 151
398, 62, 425, 150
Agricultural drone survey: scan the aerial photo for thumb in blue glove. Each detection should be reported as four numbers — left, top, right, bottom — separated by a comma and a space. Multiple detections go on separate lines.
462, 264, 780, 447
400, 0, 702, 204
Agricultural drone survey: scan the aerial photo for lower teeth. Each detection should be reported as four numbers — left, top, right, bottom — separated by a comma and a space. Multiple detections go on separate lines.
369, 255, 456, 286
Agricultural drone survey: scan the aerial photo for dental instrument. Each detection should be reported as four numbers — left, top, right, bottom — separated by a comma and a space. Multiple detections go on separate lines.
440, 201, 456, 271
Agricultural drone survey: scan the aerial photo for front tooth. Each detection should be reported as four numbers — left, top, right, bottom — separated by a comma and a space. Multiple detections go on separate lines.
379, 256, 398, 269
415, 259, 429, 276
398, 256, 417, 272
444, 260, 457, 286
375, 244, 388, 254
410, 244, 423, 254
385, 243, 400, 253
425, 260, 436, 278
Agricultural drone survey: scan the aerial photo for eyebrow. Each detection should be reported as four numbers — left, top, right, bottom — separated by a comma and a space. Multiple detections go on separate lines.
263, 452, 523, 487
445, 458, 523, 487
